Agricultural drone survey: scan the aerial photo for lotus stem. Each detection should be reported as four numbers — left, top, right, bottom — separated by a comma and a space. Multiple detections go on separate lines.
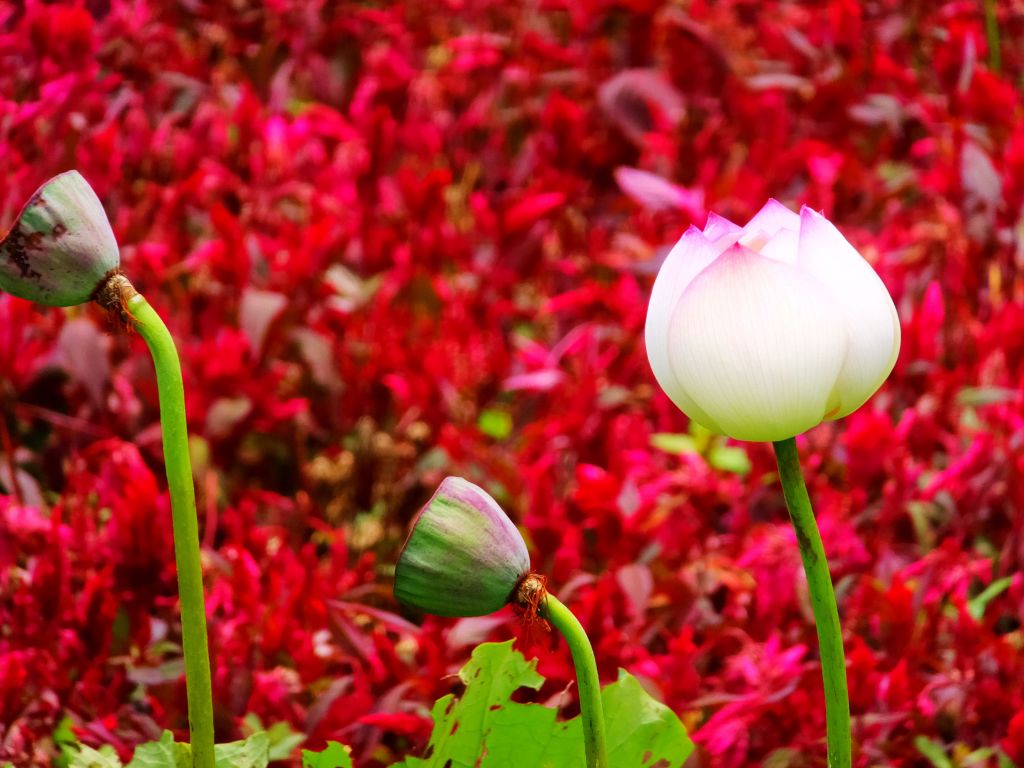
114, 279, 214, 768
983, 0, 1001, 74
531, 582, 608, 768
773, 437, 851, 768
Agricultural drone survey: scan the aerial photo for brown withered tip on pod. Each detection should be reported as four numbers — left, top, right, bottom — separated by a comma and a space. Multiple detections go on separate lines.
0, 171, 120, 307
394, 477, 532, 618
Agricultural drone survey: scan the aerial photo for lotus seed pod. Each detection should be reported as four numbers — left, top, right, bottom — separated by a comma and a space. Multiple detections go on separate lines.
0, 171, 120, 307
395, 477, 531, 617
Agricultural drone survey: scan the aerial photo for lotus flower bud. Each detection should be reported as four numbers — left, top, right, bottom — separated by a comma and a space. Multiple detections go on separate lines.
0, 171, 120, 307
394, 477, 531, 617
645, 199, 900, 442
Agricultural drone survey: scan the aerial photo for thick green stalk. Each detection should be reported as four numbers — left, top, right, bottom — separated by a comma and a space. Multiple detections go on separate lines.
129, 293, 215, 768
539, 594, 609, 768
773, 437, 851, 768
983, 0, 1001, 74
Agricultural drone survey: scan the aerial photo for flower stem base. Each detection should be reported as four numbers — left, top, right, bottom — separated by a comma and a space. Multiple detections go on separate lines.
513, 574, 609, 768
773, 437, 851, 768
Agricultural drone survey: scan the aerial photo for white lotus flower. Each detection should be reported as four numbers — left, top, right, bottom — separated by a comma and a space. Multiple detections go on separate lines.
645, 199, 900, 442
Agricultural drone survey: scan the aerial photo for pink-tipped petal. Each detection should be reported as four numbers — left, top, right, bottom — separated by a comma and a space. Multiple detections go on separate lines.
702, 212, 742, 243
645, 226, 733, 431
797, 207, 900, 417
742, 198, 801, 237
738, 199, 802, 264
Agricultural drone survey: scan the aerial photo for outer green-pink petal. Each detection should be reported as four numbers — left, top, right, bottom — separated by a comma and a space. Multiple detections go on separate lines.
0, 171, 119, 307
394, 477, 530, 618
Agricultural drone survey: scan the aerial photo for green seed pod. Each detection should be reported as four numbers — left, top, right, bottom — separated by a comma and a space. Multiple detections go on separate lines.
0, 171, 120, 306
395, 477, 531, 617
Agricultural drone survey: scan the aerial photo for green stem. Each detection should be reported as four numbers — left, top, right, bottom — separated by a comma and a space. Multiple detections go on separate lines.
773, 437, 851, 768
129, 293, 215, 768
983, 0, 1001, 74
539, 594, 609, 768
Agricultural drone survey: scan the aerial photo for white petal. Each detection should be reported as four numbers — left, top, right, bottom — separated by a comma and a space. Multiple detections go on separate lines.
742, 198, 801, 236
757, 227, 799, 264
797, 207, 900, 417
702, 212, 741, 243
667, 245, 848, 442
739, 200, 802, 263
645, 226, 731, 431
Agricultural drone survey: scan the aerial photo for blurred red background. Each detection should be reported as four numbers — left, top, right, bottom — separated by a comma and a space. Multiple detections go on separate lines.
1, 1, 1023, 765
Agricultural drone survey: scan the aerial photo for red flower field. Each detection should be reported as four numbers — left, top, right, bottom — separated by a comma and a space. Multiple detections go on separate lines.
1, 0, 1023, 765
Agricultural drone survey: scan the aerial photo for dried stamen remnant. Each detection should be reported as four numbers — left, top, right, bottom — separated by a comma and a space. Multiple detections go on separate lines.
93, 271, 139, 329
511, 572, 551, 633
